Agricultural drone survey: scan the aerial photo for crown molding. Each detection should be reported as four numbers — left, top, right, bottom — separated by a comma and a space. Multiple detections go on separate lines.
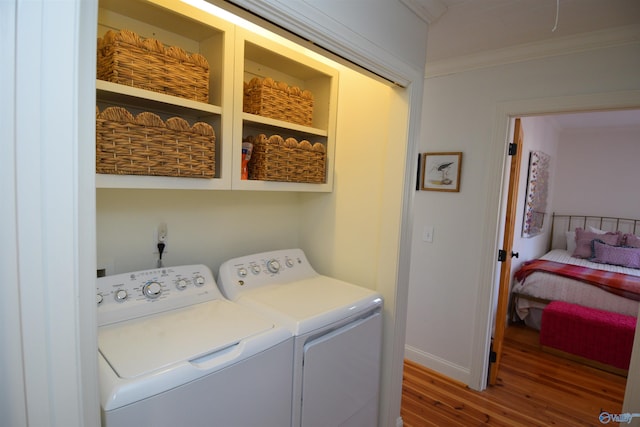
228, 0, 420, 86
399, 0, 447, 24
425, 25, 640, 78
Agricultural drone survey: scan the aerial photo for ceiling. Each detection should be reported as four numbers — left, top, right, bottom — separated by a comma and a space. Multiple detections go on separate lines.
419, 0, 640, 63
408, 0, 640, 128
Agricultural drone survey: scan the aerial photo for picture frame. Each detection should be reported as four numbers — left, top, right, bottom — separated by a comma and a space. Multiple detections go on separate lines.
420, 152, 462, 192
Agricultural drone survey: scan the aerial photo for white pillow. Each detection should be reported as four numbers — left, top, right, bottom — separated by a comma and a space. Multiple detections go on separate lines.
588, 225, 607, 234
566, 231, 577, 253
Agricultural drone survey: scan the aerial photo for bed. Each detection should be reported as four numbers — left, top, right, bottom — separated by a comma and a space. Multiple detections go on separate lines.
511, 213, 640, 330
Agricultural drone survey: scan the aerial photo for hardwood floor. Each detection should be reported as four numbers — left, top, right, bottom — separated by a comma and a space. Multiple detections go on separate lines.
401, 325, 627, 426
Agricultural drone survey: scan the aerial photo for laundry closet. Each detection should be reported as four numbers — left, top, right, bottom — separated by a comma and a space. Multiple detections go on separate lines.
94, 0, 422, 425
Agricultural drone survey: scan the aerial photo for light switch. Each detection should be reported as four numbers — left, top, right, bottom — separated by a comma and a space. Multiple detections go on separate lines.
422, 226, 434, 243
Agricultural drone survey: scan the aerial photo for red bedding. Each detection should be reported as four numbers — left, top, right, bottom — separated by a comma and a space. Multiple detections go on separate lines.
515, 259, 640, 301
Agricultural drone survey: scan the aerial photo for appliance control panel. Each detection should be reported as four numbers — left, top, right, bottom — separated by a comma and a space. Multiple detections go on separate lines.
97, 264, 222, 326
217, 248, 318, 300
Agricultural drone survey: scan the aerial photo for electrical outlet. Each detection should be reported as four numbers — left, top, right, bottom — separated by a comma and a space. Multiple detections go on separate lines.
154, 223, 168, 254
157, 222, 168, 243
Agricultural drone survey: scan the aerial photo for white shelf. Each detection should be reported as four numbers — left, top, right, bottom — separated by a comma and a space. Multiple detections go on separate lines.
96, 173, 227, 190
96, 0, 338, 192
97, 80, 221, 117
241, 112, 327, 137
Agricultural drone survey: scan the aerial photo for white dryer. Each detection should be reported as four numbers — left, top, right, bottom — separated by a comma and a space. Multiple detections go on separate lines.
218, 249, 383, 427
97, 264, 293, 427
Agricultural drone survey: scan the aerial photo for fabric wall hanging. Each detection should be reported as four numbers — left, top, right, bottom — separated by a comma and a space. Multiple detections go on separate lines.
522, 150, 551, 237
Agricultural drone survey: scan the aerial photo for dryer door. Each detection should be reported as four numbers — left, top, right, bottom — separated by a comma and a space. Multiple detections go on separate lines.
301, 311, 382, 427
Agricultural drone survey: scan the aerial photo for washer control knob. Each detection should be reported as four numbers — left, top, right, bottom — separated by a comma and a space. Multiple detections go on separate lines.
194, 276, 205, 287
250, 264, 261, 275
143, 281, 162, 299
96, 293, 104, 305
114, 289, 128, 302
285, 257, 295, 268
237, 268, 248, 278
266, 259, 281, 274
176, 278, 188, 290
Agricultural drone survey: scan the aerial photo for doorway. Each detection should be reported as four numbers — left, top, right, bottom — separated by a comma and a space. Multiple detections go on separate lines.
489, 106, 640, 390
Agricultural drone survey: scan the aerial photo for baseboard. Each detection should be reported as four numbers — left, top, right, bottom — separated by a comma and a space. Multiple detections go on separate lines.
404, 345, 471, 385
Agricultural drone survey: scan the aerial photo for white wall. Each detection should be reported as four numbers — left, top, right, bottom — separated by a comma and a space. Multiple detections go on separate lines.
97, 190, 302, 274
510, 116, 560, 268
405, 41, 640, 387
553, 126, 640, 218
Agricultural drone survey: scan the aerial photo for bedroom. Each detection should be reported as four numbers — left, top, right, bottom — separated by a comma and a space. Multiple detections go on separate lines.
502, 108, 640, 377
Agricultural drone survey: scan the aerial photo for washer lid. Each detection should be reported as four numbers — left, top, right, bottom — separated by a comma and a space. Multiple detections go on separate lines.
236, 276, 382, 335
99, 300, 276, 379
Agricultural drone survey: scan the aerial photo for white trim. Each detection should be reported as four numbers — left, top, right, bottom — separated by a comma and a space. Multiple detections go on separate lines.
404, 345, 471, 385
471, 90, 640, 392
379, 78, 425, 427
228, 0, 415, 86
9, 0, 100, 425
425, 25, 640, 78
399, 0, 448, 24
0, 0, 27, 424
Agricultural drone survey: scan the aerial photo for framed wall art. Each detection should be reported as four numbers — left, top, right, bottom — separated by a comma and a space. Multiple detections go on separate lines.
420, 152, 462, 192
522, 150, 551, 237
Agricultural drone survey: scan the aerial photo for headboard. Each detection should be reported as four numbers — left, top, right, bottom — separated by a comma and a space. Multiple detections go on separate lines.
549, 213, 640, 251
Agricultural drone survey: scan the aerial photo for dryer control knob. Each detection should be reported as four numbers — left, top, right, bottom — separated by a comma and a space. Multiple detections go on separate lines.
143, 281, 162, 299
96, 293, 104, 305
285, 257, 295, 268
176, 278, 188, 290
266, 259, 281, 274
194, 276, 206, 287
114, 289, 128, 302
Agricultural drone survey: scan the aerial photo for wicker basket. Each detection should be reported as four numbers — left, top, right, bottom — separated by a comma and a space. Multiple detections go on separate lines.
96, 106, 215, 178
247, 134, 325, 183
97, 29, 210, 103
243, 77, 313, 126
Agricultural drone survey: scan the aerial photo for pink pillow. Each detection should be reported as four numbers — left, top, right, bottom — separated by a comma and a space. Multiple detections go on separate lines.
591, 240, 640, 269
624, 233, 640, 248
572, 228, 621, 258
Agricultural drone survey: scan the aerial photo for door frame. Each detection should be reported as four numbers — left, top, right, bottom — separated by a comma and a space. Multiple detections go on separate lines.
469, 89, 640, 392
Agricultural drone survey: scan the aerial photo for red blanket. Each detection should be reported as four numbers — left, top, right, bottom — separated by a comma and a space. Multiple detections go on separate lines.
515, 259, 640, 301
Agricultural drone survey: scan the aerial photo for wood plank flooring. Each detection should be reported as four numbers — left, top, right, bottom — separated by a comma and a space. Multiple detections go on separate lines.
401, 325, 627, 426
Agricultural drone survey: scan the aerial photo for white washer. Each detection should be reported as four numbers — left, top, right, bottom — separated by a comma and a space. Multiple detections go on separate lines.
218, 249, 383, 427
97, 264, 293, 427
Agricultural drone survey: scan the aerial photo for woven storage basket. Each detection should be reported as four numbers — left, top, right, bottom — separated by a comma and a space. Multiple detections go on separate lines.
96, 106, 215, 178
243, 77, 313, 126
247, 134, 325, 183
97, 29, 210, 102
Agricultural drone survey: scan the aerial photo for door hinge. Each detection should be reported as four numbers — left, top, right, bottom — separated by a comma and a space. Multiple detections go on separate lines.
508, 143, 517, 156
498, 249, 507, 262
489, 350, 497, 363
